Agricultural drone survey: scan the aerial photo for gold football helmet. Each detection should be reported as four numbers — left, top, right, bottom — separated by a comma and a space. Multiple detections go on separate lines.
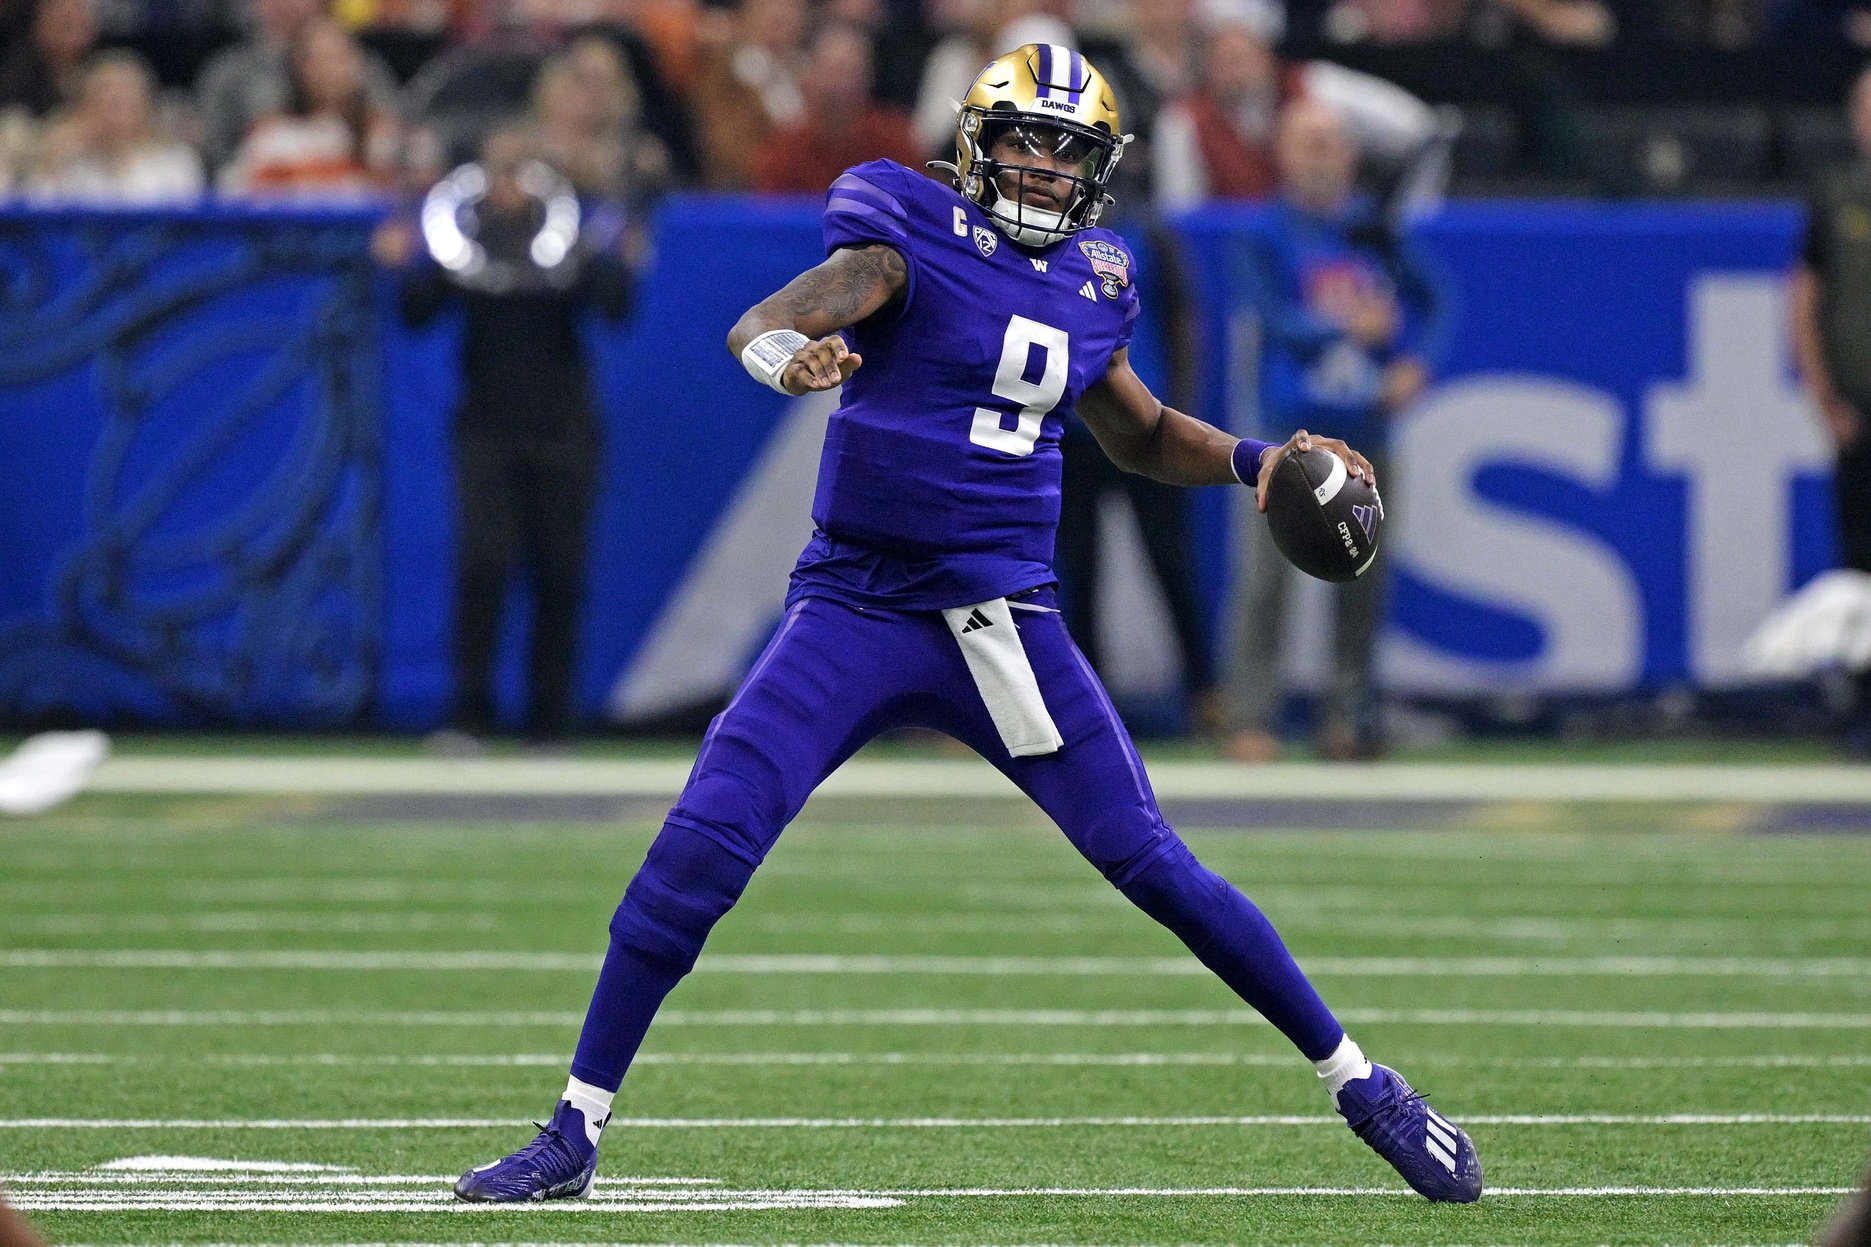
936, 43, 1130, 247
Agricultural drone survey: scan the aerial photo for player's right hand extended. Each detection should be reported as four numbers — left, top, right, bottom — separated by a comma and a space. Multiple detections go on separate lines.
781, 335, 863, 395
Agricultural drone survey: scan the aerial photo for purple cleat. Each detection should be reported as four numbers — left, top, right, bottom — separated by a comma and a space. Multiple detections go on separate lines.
453, 1100, 601, 1203
1334, 1064, 1483, 1203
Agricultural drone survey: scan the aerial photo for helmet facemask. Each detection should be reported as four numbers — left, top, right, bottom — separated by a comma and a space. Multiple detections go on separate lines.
955, 107, 1124, 247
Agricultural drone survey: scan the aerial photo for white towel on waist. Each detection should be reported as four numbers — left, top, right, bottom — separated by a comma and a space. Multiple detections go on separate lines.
942, 597, 1063, 757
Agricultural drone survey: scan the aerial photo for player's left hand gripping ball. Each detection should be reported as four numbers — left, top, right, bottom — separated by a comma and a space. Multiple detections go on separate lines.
782, 336, 864, 395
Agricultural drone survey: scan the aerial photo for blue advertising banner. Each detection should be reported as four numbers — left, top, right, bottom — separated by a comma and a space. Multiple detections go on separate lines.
1176, 201, 1829, 697
0, 197, 1834, 727
0, 206, 383, 726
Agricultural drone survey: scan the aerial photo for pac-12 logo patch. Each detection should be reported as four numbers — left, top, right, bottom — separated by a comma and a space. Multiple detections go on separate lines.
973, 225, 998, 257
1078, 239, 1130, 297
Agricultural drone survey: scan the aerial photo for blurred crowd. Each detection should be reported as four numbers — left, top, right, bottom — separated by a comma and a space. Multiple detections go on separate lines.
0, 0, 679, 201
2, 0, 1867, 206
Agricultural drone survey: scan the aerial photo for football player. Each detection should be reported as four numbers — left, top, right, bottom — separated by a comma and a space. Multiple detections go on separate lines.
455, 44, 1481, 1205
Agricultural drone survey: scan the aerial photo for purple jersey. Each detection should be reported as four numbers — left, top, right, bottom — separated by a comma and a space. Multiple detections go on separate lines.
788, 159, 1143, 611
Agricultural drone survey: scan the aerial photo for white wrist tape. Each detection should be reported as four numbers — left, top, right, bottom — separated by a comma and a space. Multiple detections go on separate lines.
740, 329, 811, 393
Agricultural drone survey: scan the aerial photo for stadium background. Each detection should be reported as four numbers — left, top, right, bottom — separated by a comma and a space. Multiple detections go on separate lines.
0, 0, 1865, 736
2, 3, 1871, 1246
0, 198, 1833, 731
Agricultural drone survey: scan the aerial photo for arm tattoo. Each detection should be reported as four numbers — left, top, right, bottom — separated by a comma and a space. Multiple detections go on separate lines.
771, 245, 907, 330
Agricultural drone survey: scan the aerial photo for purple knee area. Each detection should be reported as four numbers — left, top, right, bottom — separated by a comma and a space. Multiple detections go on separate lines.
1114, 841, 1230, 945
608, 823, 756, 973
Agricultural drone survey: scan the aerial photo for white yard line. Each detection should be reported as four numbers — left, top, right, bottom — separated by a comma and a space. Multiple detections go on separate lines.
32, 1235, 1579, 1243
4, 912, 1104, 936
6, 1051, 1871, 1070
7, 1007, 1871, 1028
9, 912, 1866, 950
1, 1114, 1866, 1129
82, 753, 1871, 803
4, 1196, 905, 1212
10, 877, 1860, 905
5, 950, 1870, 977
727, 912, 1871, 938
25, 1235, 1826, 1243
4, 912, 502, 935
6, 1175, 720, 1186
0, 1009, 589, 1026
4, 1184, 1855, 1215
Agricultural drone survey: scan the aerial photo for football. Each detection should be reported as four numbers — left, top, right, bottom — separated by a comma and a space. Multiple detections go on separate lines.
1262, 446, 1385, 582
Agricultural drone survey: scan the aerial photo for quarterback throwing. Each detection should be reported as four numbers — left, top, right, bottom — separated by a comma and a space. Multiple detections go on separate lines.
455, 43, 1482, 1205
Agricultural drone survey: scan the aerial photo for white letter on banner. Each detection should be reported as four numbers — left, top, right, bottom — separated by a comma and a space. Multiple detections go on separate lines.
1387, 377, 1643, 692
1648, 274, 1831, 685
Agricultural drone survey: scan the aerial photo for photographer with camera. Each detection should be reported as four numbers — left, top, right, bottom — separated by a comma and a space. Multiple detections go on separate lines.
374, 122, 636, 748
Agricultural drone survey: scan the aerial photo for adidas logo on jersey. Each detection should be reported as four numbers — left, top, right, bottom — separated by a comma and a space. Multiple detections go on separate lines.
959, 608, 994, 633
1079, 281, 1098, 302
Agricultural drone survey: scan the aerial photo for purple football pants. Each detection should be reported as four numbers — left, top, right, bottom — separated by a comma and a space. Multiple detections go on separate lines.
569, 591, 1345, 1091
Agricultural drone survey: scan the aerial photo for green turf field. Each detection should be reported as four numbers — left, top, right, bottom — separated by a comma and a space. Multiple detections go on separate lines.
2, 744, 1869, 1246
